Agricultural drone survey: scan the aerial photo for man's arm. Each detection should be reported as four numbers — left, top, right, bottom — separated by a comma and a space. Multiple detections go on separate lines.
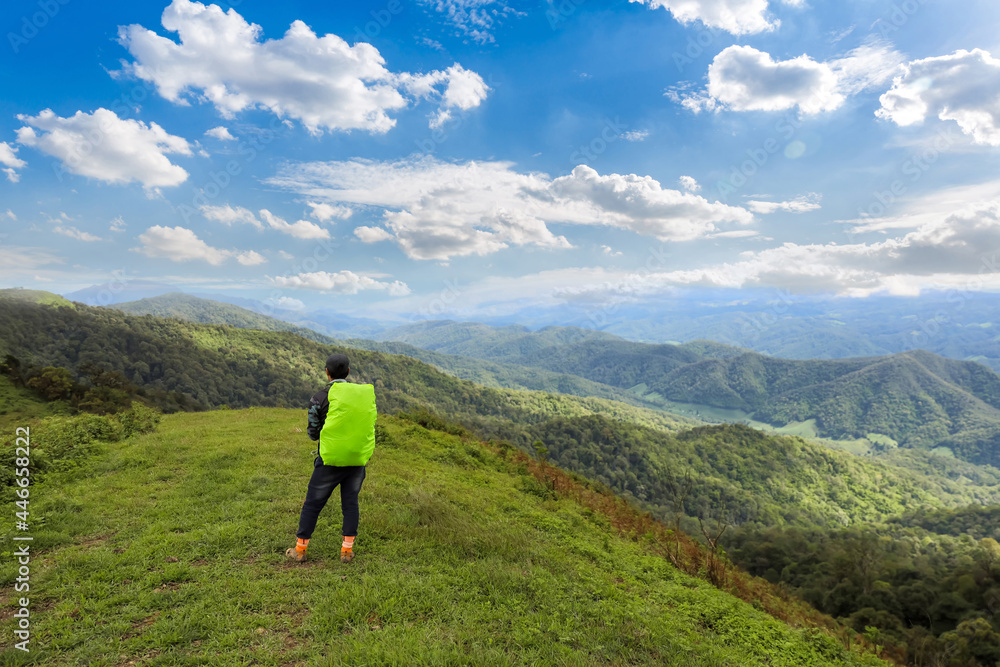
306, 387, 329, 441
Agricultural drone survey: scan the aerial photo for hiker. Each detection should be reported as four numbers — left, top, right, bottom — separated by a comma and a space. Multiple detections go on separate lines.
286, 353, 377, 563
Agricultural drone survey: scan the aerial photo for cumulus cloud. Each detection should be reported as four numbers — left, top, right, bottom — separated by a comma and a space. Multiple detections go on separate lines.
746, 193, 821, 213
135, 225, 264, 265
205, 126, 235, 141
267, 157, 753, 261
110, 216, 126, 232
877, 49, 1000, 146
0, 141, 26, 182
236, 250, 267, 265
678, 175, 700, 192
272, 270, 410, 296
5, 209, 16, 221
306, 201, 351, 223
54, 226, 102, 242
117, 0, 489, 133
16, 108, 191, 190
354, 226, 393, 243
258, 209, 329, 240
200, 204, 263, 229
629, 0, 778, 35
678, 43, 903, 114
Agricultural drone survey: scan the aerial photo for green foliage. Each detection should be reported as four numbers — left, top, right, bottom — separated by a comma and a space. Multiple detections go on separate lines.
725, 515, 1000, 666
381, 320, 1000, 467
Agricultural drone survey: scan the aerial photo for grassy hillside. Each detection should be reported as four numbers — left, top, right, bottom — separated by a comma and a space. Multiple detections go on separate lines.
0, 408, 888, 666
0, 288, 74, 308
380, 321, 1000, 467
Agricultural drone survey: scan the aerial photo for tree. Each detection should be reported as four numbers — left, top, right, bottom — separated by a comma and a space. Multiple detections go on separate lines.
26, 366, 75, 400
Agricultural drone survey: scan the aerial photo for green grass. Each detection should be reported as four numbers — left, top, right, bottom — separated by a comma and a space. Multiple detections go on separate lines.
0, 409, 886, 666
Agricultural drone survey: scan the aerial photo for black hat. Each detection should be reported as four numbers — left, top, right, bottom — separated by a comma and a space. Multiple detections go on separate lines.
326, 353, 350, 380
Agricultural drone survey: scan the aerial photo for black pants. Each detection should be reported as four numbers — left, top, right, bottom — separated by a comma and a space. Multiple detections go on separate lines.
296, 456, 366, 539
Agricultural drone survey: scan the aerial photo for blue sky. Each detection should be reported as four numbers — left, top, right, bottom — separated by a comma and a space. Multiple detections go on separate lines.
1, 0, 999, 321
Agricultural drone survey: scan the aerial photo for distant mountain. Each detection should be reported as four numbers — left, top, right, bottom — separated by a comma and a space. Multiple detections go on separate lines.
375, 319, 622, 357
381, 320, 1000, 466
64, 280, 179, 305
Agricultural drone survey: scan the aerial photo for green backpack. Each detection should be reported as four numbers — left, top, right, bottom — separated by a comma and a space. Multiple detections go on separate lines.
319, 382, 377, 466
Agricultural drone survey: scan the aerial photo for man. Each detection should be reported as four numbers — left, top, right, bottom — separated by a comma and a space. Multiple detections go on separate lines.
286, 353, 377, 563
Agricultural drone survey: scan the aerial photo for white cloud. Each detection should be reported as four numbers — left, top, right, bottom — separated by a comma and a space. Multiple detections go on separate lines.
236, 250, 267, 265
268, 296, 305, 311
16, 108, 191, 190
421, 0, 520, 44
678, 175, 700, 192
134, 225, 259, 265
601, 245, 623, 256
0, 142, 26, 182
278, 250, 294, 260
563, 201, 1000, 298
205, 126, 235, 141
5, 209, 16, 221
200, 204, 263, 229
679, 43, 903, 114
117, 0, 489, 133
877, 49, 1000, 147
354, 226, 393, 243
424, 64, 491, 128
746, 193, 821, 214
54, 226, 102, 242
629, 0, 777, 35
110, 216, 126, 232
258, 209, 329, 239
272, 270, 410, 296
622, 130, 649, 142
306, 201, 351, 222
267, 157, 753, 261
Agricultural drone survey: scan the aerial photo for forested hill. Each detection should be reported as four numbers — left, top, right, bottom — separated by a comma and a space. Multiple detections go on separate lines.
381, 320, 1000, 467
374, 319, 622, 357
112, 292, 333, 344
110, 293, 683, 411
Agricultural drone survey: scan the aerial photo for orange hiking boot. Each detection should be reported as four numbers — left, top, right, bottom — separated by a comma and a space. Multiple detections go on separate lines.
286, 538, 308, 562
340, 547, 354, 563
